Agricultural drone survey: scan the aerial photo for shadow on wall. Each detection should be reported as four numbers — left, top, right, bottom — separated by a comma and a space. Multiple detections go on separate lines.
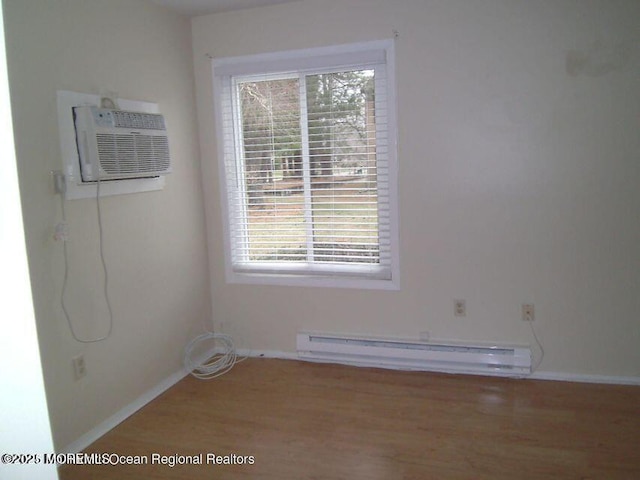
566, 40, 633, 77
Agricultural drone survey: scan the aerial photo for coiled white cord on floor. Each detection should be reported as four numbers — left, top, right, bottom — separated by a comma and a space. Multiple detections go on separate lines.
183, 332, 241, 380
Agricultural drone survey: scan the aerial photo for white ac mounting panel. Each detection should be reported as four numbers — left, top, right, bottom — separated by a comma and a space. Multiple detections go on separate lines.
57, 90, 169, 200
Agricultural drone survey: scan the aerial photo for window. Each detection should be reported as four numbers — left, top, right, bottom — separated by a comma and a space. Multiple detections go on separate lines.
212, 41, 399, 289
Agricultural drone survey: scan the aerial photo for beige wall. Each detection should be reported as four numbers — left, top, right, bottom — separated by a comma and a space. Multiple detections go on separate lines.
193, 0, 640, 377
4, 0, 210, 449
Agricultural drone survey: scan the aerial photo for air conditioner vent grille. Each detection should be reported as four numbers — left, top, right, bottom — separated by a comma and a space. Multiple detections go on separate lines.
97, 134, 170, 176
112, 111, 165, 130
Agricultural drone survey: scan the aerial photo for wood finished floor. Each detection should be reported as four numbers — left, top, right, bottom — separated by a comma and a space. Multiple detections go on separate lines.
59, 358, 640, 479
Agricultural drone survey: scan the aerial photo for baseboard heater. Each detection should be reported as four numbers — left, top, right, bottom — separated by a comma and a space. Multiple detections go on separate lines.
297, 332, 532, 377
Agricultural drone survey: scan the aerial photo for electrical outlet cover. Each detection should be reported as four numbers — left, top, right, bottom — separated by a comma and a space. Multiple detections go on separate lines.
72, 354, 86, 380
522, 304, 535, 322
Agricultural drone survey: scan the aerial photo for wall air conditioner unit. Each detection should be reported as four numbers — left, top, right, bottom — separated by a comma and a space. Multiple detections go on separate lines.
73, 105, 171, 182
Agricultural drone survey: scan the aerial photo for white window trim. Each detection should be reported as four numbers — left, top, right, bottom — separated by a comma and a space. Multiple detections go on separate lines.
211, 40, 400, 290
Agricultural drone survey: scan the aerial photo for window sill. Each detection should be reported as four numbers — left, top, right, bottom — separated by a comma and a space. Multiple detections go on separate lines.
226, 270, 400, 291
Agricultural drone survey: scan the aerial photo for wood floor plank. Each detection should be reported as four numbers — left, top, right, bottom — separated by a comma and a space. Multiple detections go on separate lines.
59, 359, 640, 479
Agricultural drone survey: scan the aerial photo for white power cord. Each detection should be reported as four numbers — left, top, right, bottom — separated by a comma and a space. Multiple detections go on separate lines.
528, 321, 545, 373
183, 332, 243, 380
57, 174, 113, 343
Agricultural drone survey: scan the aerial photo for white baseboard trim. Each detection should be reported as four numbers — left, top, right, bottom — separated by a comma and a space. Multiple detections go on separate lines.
529, 371, 640, 386
239, 349, 640, 386
61, 368, 188, 454
238, 349, 298, 361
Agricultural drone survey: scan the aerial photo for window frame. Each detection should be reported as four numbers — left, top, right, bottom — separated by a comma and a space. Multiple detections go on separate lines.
212, 40, 400, 290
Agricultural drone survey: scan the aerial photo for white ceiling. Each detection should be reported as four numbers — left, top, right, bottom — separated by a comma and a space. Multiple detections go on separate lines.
150, 0, 299, 17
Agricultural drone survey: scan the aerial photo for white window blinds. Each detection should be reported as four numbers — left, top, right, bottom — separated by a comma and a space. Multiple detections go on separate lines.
213, 41, 398, 287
